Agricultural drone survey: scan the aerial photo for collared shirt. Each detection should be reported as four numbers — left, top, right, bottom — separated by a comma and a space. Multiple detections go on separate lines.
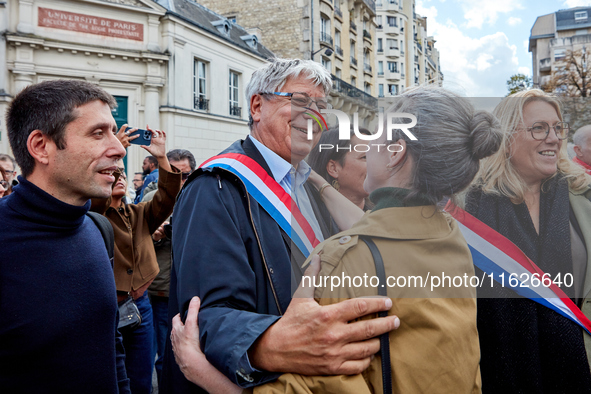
250, 136, 324, 243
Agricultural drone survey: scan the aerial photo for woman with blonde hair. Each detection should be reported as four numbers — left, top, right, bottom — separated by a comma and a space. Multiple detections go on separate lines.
465, 89, 591, 392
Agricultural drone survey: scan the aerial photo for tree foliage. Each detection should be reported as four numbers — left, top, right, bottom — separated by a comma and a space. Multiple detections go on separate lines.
544, 49, 591, 97
506, 73, 532, 96
543, 49, 591, 135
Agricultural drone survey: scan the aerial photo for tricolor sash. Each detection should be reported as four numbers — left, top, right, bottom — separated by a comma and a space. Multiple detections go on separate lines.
446, 202, 591, 335
200, 153, 321, 257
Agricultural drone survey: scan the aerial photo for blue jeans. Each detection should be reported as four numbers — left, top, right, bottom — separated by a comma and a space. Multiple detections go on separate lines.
121, 291, 154, 394
149, 295, 169, 384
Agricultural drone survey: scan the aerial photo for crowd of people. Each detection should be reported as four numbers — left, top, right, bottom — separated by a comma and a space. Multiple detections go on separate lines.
1, 58, 591, 394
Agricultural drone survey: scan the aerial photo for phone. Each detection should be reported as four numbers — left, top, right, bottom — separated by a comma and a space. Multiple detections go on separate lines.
127, 127, 152, 146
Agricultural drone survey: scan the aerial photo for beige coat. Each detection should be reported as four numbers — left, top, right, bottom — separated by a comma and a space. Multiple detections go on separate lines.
570, 187, 591, 366
254, 206, 481, 394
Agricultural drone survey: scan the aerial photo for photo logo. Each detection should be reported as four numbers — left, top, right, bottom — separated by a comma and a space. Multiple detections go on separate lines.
307, 110, 418, 141
304, 106, 328, 132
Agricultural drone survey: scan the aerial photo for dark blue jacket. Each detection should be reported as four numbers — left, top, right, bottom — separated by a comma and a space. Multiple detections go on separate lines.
0, 177, 129, 393
162, 137, 296, 393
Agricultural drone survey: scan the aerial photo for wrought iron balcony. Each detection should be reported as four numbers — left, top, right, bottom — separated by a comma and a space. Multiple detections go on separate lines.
320, 32, 334, 46
351, 56, 358, 67
364, 63, 372, 73
229, 104, 241, 117
361, 0, 376, 13
351, 21, 357, 31
194, 96, 209, 111
363, 29, 372, 40
335, 45, 344, 57
335, 7, 343, 19
331, 74, 378, 107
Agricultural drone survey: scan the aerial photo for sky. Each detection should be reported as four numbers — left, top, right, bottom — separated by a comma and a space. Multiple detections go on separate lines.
416, 0, 591, 97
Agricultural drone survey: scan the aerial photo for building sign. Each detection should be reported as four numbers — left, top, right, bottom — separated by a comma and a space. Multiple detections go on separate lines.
38, 7, 144, 41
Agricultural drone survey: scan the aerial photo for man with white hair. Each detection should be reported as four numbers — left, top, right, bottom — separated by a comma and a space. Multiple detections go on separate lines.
161, 59, 398, 393
573, 125, 591, 175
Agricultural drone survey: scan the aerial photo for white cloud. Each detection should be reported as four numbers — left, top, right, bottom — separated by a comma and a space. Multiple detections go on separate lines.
507, 17, 522, 26
523, 39, 529, 50
416, 1, 524, 96
563, 0, 591, 7
518, 66, 531, 76
459, 0, 524, 29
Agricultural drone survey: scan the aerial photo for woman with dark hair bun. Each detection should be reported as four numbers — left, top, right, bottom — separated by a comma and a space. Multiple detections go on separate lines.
307, 127, 372, 211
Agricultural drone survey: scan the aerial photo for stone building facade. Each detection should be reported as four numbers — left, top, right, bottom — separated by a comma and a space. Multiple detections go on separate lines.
197, 0, 379, 122
0, 0, 272, 173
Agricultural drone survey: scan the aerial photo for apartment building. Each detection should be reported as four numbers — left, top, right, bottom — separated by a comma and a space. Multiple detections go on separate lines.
529, 6, 591, 89
197, 0, 379, 120
374, 0, 442, 98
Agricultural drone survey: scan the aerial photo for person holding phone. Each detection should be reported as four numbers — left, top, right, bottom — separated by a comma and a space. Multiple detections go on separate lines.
91, 126, 182, 394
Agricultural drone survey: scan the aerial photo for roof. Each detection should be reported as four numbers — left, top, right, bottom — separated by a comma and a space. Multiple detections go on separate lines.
155, 0, 275, 60
556, 6, 591, 31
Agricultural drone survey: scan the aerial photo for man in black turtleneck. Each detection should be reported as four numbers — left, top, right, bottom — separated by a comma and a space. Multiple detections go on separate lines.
0, 80, 130, 393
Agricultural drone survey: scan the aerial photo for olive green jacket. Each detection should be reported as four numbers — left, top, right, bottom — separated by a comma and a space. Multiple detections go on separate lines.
254, 206, 481, 394
570, 187, 591, 366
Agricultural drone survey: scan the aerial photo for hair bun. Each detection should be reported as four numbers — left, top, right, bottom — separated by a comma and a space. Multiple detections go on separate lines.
469, 110, 502, 160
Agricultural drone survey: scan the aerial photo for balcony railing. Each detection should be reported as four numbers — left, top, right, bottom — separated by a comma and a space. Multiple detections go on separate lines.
350, 21, 357, 31
335, 45, 344, 57
417, 42, 422, 52
361, 0, 376, 13
194, 96, 209, 111
377, 48, 384, 53
229, 104, 241, 117
320, 32, 334, 46
414, 55, 419, 63
364, 63, 372, 73
378, 71, 384, 76
351, 56, 358, 67
331, 74, 378, 107
335, 7, 343, 19
363, 29, 372, 40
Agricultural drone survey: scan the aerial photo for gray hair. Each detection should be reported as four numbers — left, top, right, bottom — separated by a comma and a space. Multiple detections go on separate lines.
245, 58, 332, 129
573, 125, 591, 147
0, 154, 17, 172
166, 149, 197, 171
386, 85, 502, 204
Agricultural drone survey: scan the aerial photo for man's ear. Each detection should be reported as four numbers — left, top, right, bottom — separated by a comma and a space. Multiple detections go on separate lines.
574, 145, 582, 158
27, 130, 54, 166
250, 94, 263, 124
387, 139, 407, 169
326, 159, 341, 179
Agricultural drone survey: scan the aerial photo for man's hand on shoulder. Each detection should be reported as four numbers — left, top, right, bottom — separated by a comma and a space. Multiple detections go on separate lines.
249, 255, 400, 376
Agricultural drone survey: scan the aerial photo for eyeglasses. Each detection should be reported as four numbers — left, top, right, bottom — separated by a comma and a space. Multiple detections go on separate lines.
181, 172, 192, 181
0, 180, 8, 188
259, 92, 331, 110
526, 122, 569, 140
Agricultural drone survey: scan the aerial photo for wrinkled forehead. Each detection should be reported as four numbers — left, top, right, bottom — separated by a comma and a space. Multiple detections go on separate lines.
0, 159, 14, 172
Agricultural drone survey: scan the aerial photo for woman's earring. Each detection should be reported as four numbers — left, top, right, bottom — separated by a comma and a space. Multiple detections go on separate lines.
331, 179, 340, 191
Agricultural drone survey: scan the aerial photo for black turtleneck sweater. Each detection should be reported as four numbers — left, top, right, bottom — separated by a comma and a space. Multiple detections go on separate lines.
0, 177, 129, 393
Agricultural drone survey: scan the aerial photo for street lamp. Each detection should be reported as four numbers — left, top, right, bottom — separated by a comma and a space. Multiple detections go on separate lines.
312, 47, 333, 59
